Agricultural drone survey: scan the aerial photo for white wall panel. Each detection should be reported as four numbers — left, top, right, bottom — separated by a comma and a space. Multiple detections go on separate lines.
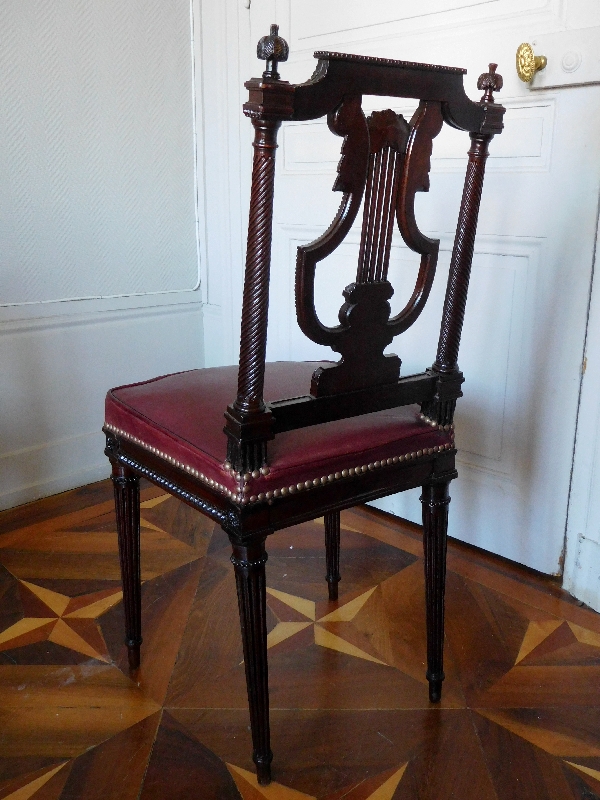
0, 303, 203, 509
282, 0, 557, 57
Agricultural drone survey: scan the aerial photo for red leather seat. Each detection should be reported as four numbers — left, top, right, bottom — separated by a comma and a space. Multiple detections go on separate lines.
105, 362, 454, 506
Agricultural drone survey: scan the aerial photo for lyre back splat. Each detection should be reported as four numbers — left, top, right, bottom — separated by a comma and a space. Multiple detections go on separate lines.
357, 110, 409, 285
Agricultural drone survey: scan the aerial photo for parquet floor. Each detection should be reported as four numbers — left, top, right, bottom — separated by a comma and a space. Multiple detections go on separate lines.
0, 481, 599, 800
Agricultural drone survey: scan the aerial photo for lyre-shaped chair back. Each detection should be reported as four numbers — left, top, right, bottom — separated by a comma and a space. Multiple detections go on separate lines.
225, 39, 504, 474
103, 31, 506, 786
296, 97, 446, 397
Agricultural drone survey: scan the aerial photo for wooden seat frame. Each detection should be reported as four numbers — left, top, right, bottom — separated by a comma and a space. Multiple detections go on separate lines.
104, 27, 504, 786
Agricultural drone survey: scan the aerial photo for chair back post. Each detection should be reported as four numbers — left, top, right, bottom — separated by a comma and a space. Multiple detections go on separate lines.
224, 26, 293, 474
422, 64, 504, 427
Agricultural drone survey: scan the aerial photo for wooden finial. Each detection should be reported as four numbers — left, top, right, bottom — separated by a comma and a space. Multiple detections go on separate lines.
477, 63, 503, 103
257, 24, 289, 81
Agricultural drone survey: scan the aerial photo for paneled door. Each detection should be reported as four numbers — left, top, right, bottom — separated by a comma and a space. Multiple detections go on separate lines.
245, 0, 600, 574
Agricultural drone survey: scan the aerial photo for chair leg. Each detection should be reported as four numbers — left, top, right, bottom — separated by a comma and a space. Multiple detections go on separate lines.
421, 480, 451, 703
230, 538, 273, 785
324, 510, 341, 601
111, 462, 142, 671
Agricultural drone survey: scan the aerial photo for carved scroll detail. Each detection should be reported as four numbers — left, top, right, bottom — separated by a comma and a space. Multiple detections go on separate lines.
295, 96, 369, 347
389, 101, 444, 335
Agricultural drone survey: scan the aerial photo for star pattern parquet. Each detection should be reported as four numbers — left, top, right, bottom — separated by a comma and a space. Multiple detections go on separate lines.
0, 480, 598, 799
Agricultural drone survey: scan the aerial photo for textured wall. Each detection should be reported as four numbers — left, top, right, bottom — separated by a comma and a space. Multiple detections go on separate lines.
0, 0, 199, 304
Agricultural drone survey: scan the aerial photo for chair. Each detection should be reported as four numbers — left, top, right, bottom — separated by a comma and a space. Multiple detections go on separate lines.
104, 26, 504, 786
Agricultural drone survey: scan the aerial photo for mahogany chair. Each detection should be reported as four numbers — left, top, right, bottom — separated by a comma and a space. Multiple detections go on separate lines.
104, 27, 504, 786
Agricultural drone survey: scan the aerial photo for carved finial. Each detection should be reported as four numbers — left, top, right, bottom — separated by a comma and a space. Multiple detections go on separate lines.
477, 63, 503, 103
257, 24, 289, 81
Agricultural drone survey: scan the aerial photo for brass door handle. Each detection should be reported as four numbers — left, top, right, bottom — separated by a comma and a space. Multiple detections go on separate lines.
516, 43, 547, 82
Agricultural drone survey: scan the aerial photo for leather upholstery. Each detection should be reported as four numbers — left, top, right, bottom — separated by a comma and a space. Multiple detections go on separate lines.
105, 362, 453, 503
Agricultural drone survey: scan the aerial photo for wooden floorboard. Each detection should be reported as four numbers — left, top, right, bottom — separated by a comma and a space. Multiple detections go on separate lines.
0, 480, 598, 799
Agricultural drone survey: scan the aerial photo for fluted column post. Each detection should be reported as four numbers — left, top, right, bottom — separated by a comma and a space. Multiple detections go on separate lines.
421, 481, 451, 702
111, 462, 142, 670
230, 538, 272, 785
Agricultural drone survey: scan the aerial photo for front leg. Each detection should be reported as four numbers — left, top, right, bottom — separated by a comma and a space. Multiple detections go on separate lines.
230, 537, 273, 785
111, 461, 142, 671
421, 480, 451, 703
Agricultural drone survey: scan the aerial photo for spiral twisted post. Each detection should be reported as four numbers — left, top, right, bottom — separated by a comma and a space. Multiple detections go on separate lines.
434, 132, 491, 374
236, 119, 280, 412
225, 118, 281, 471
420, 64, 502, 426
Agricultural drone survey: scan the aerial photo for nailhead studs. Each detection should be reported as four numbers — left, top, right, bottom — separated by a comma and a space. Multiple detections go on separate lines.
106, 419, 456, 508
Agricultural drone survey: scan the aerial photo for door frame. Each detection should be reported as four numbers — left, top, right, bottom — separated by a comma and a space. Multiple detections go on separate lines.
563, 194, 600, 610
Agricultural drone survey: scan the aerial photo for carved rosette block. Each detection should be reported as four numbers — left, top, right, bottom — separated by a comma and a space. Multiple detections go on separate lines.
421, 481, 451, 702
230, 539, 273, 785
111, 462, 142, 670
324, 510, 341, 601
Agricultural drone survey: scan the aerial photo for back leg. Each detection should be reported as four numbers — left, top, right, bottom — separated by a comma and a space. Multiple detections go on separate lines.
325, 510, 341, 601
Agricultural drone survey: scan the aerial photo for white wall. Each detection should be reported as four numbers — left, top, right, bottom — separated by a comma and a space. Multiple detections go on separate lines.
208, 1, 600, 580
0, 0, 205, 509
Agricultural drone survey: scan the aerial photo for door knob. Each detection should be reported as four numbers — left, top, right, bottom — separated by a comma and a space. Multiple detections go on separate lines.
516, 42, 547, 82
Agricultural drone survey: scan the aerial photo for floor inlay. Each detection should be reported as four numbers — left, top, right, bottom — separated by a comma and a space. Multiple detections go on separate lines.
0, 481, 597, 799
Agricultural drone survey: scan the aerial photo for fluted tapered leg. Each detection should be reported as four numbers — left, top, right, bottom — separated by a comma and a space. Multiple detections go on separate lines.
324, 511, 341, 601
421, 480, 451, 703
111, 462, 142, 671
230, 538, 272, 785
